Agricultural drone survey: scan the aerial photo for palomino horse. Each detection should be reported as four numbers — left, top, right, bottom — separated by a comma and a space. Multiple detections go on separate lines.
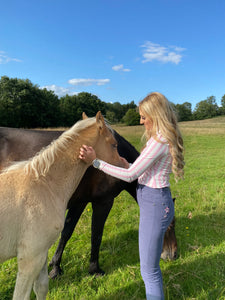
0, 112, 122, 300
0, 122, 177, 280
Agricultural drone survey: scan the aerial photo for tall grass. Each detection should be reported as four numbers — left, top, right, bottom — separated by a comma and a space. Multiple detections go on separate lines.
1, 117, 225, 299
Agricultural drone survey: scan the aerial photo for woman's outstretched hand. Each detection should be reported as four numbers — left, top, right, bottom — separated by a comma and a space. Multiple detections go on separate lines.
119, 157, 130, 169
79, 145, 96, 165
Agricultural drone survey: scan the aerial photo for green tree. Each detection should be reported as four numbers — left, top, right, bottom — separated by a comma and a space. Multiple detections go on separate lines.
193, 96, 218, 120
105, 100, 137, 123
38, 88, 60, 127
59, 92, 106, 127
220, 94, 225, 115
176, 102, 192, 121
76, 92, 106, 117
59, 94, 81, 126
105, 102, 123, 122
123, 108, 140, 126
0, 76, 60, 128
105, 110, 116, 123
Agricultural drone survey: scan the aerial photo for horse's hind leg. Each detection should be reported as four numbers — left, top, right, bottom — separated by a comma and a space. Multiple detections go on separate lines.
33, 257, 49, 300
89, 197, 114, 275
13, 253, 48, 300
49, 202, 87, 279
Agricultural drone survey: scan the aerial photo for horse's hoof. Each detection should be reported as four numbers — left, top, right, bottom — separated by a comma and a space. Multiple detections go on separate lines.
49, 266, 63, 279
89, 263, 105, 276
89, 269, 105, 277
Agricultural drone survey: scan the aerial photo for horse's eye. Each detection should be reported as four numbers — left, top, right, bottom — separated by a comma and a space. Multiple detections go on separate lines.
112, 143, 117, 149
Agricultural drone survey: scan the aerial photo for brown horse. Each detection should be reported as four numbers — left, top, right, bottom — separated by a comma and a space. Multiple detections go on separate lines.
0, 112, 122, 300
0, 120, 177, 279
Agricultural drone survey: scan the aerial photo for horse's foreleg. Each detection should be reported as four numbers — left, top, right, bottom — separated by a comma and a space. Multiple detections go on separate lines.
13, 253, 47, 300
33, 257, 49, 300
49, 202, 87, 279
89, 197, 114, 275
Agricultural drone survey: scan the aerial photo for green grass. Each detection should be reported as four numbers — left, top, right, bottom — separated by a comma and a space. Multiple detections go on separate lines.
1, 117, 225, 299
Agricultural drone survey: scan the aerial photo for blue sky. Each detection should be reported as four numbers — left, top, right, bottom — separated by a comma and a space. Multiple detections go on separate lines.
1, 0, 225, 110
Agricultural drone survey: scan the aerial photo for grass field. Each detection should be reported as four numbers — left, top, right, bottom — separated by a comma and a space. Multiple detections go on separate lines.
1, 117, 225, 299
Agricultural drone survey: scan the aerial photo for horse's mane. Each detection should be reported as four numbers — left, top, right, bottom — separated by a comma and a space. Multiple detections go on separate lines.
2, 117, 97, 179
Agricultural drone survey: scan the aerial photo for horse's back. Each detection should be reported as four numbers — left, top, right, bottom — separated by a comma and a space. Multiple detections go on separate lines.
0, 127, 62, 170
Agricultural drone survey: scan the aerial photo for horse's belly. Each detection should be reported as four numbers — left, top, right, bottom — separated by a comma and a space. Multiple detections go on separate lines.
0, 252, 16, 263
0, 211, 19, 262
0, 236, 17, 263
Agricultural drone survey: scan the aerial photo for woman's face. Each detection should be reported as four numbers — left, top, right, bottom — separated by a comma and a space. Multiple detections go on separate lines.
139, 109, 153, 131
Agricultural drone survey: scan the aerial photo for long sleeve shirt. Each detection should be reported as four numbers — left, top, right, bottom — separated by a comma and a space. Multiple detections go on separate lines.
98, 134, 172, 188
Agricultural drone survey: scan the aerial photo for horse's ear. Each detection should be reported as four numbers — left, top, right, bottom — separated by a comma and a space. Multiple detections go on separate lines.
82, 112, 88, 119
96, 111, 107, 134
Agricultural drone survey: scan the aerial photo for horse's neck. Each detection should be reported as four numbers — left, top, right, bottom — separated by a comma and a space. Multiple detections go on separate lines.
42, 134, 95, 209
44, 156, 88, 209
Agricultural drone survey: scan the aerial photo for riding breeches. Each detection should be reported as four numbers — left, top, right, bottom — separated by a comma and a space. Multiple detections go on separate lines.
137, 184, 174, 300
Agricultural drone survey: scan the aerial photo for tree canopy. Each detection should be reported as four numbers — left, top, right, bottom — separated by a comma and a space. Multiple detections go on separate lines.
0, 76, 60, 128
0, 76, 225, 127
193, 96, 218, 120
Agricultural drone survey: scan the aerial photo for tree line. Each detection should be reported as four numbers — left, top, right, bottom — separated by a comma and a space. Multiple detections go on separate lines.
0, 76, 225, 128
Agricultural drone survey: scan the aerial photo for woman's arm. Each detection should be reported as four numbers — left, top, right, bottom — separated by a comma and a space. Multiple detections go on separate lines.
80, 137, 168, 183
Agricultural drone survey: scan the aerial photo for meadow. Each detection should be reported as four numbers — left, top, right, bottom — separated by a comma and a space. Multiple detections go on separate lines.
0, 117, 225, 299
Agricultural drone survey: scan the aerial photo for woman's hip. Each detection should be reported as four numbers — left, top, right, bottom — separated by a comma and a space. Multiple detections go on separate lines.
137, 184, 174, 231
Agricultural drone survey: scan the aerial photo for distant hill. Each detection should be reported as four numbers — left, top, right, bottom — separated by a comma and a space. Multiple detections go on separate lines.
179, 116, 225, 135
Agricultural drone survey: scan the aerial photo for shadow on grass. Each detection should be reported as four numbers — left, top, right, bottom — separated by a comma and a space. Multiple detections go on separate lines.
57, 210, 225, 272
164, 252, 225, 299
96, 281, 146, 300
175, 211, 225, 255
163, 211, 225, 299
52, 228, 139, 281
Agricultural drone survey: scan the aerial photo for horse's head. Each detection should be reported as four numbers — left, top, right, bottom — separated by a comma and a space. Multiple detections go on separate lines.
93, 111, 122, 167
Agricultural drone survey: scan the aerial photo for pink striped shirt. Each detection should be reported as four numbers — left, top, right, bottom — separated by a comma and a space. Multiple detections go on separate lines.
98, 134, 172, 188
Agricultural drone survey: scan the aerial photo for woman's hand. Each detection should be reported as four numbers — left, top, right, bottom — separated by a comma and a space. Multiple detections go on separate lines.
79, 144, 130, 169
79, 145, 96, 165
120, 157, 130, 169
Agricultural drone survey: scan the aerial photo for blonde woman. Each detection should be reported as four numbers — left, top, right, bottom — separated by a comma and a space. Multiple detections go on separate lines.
79, 92, 184, 300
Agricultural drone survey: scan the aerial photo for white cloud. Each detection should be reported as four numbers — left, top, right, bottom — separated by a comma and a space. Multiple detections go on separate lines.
68, 78, 110, 86
41, 85, 78, 97
0, 51, 22, 64
141, 42, 185, 64
41, 78, 111, 97
112, 64, 131, 72
173, 46, 186, 52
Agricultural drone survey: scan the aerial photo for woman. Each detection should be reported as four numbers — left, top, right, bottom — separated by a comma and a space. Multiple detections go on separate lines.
79, 92, 184, 300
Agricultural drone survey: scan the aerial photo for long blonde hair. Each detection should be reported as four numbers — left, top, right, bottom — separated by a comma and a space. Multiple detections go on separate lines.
139, 92, 184, 180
